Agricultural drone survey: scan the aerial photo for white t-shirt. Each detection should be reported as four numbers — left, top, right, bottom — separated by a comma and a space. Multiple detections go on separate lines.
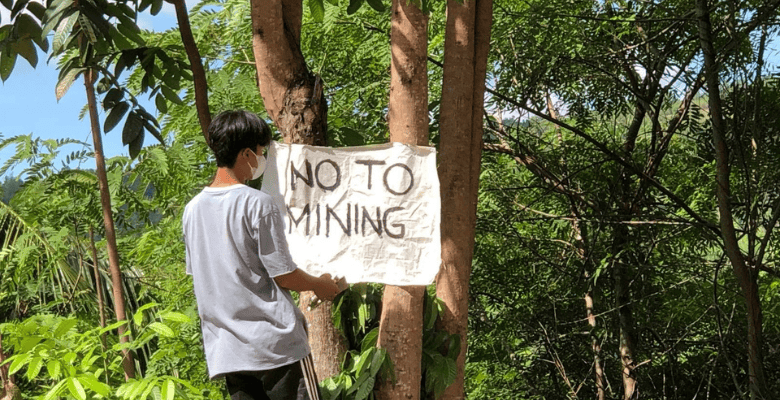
182, 184, 310, 378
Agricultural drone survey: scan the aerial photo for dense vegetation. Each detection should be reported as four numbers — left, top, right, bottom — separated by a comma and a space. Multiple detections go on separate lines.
2, 0, 779, 399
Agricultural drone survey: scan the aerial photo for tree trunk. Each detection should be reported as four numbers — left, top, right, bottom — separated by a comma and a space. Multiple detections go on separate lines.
696, 1, 768, 398
89, 225, 108, 349
376, 0, 428, 398
585, 291, 606, 400
250, 0, 327, 145
170, 0, 211, 140
435, 0, 492, 397
0, 334, 20, 400
250, 0, 344, 380
299, 293, 344, 380
614, 234, 637, 400
84, 69, 135, 380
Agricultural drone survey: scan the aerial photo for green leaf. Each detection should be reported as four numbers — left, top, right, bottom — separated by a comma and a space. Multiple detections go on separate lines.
148, 322, 174, 337
143, 118, 165, 144
103, 88, 124, 109
128, 128, 144, 159
308, 0, 325, 22
361, 327, 379, 352
448, 334, 461, 359
53, 318, 78, 338
0, 25, 10, 41
358, 302, 367, 330
161, 379, 175, 400
117, 21, 145, 46
55, 67, 83, 101
159, 311, 191, 323
122, 111, 144, 146
104, 102, 130, 133
25, 356, 43, 380
355, 349, 372, 375
8, 353, 31, 375
0, 47, 17, 82
369, 348, 385, 376
79, 375, 110, 397
354, 377, 374, 400
347, 0, 363, 14
155, 93, 168, 114
67, 377, 87, 400
52, 12, 79, 55
365, 0, 385, 12
46, 360, 62, 380
11, 0, 29, 18
160, 86, 183, 105
14, 14, 42, 41
150, 0, 163, 15
0, 0, 12, 11
78, 13, 97, 43
42, 0, 74, 36
19, 335, 43, 351
109, 24, 133, 50
43, 380, 66, 400
27, 1, 46, 19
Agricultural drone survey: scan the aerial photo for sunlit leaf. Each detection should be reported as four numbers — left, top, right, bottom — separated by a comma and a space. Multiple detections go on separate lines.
67, 377, 87, 400
308, 0, 325, 23
56, 68, 83, 101
148, 322, 174, 337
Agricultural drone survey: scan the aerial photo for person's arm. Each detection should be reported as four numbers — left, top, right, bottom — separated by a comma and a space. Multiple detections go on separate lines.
274, 269, 341, 301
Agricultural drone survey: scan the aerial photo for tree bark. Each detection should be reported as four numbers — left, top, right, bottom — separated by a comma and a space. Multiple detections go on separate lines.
585, 291, 606, 400
696, 1, 768, 398
299, 293, 345, 380
376, 0, 428, 398
250, 0, 343, 380
169, 0, 211, 141
435, 0, 492, 398
84, 69, 135, 380
614, 236, 637, 400
0, 334, 20, 400
250, 0, 326, 145
89, 225, 108, 349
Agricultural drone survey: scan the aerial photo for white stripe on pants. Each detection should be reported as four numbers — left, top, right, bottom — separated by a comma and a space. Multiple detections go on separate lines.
300, 354, 321, 400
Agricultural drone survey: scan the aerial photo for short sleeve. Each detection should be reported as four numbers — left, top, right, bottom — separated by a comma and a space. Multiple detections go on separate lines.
257, 208, 298, 278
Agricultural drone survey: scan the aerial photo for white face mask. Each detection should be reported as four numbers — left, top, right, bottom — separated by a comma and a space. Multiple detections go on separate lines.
248, 149, 266, 180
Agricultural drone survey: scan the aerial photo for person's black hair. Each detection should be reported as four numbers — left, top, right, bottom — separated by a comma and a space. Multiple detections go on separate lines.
207, 110, 272, 168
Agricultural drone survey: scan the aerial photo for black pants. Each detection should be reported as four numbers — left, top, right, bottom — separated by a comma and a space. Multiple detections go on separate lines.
225, 355, 321, 400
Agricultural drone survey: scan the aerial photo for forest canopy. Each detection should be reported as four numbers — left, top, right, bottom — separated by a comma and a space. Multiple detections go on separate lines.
1, 0, 779, 399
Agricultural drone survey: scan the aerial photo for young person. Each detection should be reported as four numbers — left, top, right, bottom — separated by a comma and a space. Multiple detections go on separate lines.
182, 110, 340, 400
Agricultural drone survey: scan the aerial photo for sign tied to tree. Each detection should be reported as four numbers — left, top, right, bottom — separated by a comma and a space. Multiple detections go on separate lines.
262, 142, 441, 286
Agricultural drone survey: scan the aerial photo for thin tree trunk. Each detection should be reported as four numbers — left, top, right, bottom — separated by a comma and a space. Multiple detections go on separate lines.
376, 0, 428, 398
299, 292, 344, 380
614, 209, 637, 399
84, 69, 135, 380
436, 0, 492, 398
585, 291, 606, 400
250, 0, 344, 380
0, 334, 20, 400
89, 225, 108, 349
696, 1, 768, 398
169, 0, 211, 140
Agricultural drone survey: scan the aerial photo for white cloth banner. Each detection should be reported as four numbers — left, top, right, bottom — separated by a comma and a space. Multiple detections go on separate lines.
261, 141, 441, 285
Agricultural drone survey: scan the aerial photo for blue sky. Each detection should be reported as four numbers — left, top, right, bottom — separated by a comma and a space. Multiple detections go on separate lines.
0, 2, 193, 179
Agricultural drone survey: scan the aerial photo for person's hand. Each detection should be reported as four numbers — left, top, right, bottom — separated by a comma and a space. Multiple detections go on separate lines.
313, 273, 340, 302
